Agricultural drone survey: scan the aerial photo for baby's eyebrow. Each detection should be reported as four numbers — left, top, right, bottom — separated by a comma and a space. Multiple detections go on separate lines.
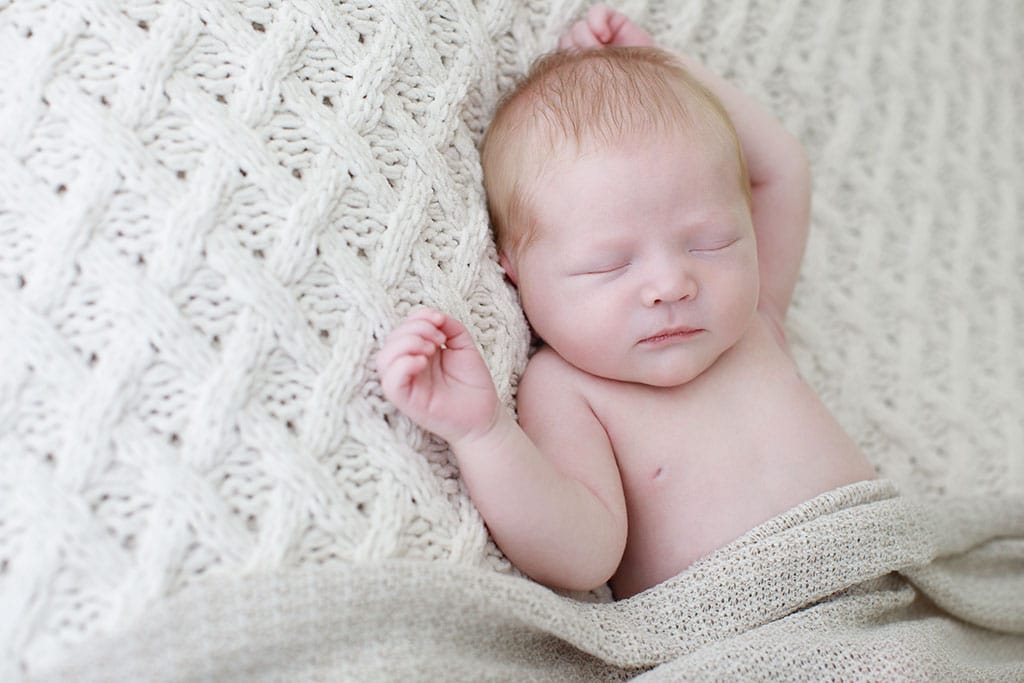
571, 246, 631, 266
673, 211, 735, 231
583, 232, 635, 251
563, 242, 631, 265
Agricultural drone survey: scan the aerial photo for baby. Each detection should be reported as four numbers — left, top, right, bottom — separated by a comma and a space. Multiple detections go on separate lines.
377, 5, 875, 599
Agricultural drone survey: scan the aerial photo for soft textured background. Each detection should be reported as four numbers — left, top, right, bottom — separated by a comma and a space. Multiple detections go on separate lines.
1, 0, 1021, 677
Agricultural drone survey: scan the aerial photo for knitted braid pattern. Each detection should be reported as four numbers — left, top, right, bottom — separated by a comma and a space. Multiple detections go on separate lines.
0, 0, 574, 672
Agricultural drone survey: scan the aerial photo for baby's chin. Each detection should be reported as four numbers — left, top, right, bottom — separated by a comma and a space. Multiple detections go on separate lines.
632, 366, 710, 388
575, 356, 717, 388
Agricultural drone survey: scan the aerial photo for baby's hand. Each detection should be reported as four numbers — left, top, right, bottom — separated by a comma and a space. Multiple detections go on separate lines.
558, 4, 655, 50
376, 308, 501, 446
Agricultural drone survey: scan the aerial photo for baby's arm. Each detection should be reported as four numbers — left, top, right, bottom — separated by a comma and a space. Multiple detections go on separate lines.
377, 309, 627, 590
563, 5, 811, 326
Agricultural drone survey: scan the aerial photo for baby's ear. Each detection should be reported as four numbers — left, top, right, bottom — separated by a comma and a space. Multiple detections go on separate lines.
498, 250, 518, 286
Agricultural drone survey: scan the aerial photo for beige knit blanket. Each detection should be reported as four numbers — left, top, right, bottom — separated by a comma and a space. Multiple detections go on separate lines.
2, 0, 1023, 680
35, 480, 1024, 681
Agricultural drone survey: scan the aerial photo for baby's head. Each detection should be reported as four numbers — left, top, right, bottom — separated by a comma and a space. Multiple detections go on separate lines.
481, 47, 760, 387
481, 47, 750, 261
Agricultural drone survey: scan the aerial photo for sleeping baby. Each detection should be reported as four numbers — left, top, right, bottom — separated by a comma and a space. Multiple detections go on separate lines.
376, 4, 875, 598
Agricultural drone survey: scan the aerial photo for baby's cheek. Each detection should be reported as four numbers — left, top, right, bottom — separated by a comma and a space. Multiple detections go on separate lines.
727, 271, 761, 332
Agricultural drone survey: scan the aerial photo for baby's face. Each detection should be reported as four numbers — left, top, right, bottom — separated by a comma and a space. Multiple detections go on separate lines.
504, 133, 759, 387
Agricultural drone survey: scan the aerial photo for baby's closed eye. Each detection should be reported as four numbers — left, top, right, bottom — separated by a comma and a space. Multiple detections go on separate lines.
570, 261, 631, 276
689, 237, 740, 254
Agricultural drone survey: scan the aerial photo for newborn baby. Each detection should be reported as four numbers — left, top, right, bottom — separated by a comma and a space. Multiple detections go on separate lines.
377, 5, 875, 598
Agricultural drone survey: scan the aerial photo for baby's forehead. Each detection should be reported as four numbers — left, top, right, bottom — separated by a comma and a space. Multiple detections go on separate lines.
518, 125, 739, 193
519, 136, 748, 243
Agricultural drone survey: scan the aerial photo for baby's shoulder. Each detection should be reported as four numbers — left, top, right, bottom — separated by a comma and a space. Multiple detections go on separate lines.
520, 345, 586, 389
512, 348, 590, 429
519, 346, 636, 420
517, 345, 606, 406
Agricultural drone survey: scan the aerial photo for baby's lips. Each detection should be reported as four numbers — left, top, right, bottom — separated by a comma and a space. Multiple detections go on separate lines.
637, 326, 704, 345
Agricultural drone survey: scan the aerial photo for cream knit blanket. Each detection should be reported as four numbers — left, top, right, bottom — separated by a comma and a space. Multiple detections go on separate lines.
1, 0, 1022, 680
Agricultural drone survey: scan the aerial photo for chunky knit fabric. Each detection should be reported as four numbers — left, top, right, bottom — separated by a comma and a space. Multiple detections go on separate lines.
1, 0, 1022, 679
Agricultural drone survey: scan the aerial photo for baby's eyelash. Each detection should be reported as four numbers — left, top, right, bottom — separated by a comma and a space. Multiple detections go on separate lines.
690, 238, 738, 254
575, 262, 629, 276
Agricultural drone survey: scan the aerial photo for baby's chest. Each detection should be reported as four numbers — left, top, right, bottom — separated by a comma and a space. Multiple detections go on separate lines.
593, 361, 816, 494
602, 389, 758, 487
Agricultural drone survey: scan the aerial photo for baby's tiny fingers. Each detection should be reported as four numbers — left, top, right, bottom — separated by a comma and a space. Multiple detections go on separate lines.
384, 333, 439, 369
399, 317, 448, 347
406, 306, 446, 328
585, 5, 614, 42
377, 330, 432, 375
381, 354, 429, 400
570, 21, 602, 48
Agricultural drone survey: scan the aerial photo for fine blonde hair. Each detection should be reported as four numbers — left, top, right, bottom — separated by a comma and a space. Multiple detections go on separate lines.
481, 47, 750, 255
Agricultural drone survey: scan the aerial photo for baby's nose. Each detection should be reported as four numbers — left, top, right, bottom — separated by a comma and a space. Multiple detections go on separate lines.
642, 268, 697, 306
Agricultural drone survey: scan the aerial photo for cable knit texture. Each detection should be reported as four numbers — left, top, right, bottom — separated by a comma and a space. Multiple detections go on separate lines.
1, 0, 1022, 679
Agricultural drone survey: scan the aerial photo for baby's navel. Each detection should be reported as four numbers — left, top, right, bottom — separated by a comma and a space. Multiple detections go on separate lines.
652, 466, 666, 481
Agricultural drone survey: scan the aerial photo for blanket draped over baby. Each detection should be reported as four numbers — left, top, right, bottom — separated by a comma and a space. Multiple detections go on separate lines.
37, 481, 1024, 681
1, 0, 1022, 681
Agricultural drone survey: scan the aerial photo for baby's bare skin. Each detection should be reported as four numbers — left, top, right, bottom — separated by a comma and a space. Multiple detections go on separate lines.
378, 5, 876, 598
537, 313, 873, 598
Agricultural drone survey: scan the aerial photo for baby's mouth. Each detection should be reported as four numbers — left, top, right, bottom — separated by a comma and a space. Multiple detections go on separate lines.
638, 327, 704, 345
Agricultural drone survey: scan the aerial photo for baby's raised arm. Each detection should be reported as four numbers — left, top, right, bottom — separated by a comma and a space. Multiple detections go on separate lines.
562, 4, 811, 327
